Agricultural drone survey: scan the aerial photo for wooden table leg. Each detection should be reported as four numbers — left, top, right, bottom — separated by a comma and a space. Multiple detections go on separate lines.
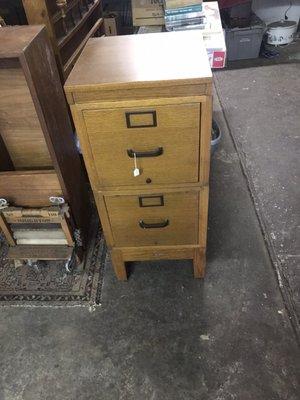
111, 249, 127, 281
193, 248, 206, 278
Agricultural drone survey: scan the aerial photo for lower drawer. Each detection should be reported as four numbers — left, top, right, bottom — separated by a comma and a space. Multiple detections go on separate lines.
104, 192, 199, 247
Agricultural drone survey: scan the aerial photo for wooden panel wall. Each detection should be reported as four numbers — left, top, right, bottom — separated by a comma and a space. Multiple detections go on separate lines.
0, 63, 52, 169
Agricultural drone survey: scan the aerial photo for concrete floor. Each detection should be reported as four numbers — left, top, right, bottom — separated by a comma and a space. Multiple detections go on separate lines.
0, 89, 299, 399
214, 64, 300, 336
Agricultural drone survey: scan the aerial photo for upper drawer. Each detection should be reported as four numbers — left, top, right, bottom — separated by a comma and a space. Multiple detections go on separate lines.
83, 103, 200, 188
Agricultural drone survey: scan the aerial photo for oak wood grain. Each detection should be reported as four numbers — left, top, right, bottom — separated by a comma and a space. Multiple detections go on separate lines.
71, 84, 210, 104
119, 245, 196, 261
65, 31, 212, 92
111, 248, 127, 281
193, 247, 205, 278
65, 30, 212, 280
83, 102, 200, 188
105, 192, 199, 247
199, 96, 213, 185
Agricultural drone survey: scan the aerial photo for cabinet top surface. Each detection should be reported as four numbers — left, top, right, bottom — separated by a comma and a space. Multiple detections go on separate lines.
65, 31, 212, 93
0, 26, 44, 59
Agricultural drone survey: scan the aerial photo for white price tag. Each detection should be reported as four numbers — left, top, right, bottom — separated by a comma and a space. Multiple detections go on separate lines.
133, 153, 140, 177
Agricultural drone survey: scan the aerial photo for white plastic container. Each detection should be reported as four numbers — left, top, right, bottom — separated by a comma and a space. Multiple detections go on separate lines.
267, 20, 297, 46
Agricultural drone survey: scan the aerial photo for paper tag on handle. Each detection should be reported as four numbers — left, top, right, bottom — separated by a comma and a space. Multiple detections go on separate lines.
133, 167, 140, 177
133, 152, 140, 177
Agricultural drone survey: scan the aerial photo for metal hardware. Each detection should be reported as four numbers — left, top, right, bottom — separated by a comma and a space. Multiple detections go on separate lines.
146, 178, 152, 184
0, 198, 8, 209
127, 147, 163, 158
125, 110, 157, 128
65, 255, 73, 273
139, 219, 169, 229
49, 196, 65, 205
56, 0, 68, 34
74, 229, 83, 247
139, 195, 164, 208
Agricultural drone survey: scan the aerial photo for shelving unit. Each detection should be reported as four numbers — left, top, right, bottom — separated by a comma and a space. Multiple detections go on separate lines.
0, 26, 91, 263
22, 0, 103, 81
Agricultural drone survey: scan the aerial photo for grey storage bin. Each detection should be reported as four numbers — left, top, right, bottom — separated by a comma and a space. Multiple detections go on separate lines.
225, 14, 266, 60
226, 1, 252, 28
228, 2, 252, 19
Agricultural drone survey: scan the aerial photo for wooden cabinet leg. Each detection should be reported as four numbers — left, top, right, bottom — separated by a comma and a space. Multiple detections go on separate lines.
111, 249, 127, 281
193, 248, 206, 278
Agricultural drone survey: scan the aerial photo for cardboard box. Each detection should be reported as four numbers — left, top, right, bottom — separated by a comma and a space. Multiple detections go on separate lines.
133, 1, 226, 68
137, 25, 164, 34
132, 0, 164, 26
104, 14, 119, 36
202, 2, 227, 68
203, 30, 226, 69
202, 2, 224, 34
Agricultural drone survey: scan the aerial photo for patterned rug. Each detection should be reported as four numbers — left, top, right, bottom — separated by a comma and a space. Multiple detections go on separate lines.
0, 226, 107, 307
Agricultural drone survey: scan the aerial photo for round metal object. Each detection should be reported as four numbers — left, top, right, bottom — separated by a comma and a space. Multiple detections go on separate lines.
267, 20, 297, 46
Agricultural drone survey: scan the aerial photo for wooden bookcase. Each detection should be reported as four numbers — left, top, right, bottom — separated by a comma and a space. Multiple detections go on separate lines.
22, 0, 103, 81
0, 26, 90, 249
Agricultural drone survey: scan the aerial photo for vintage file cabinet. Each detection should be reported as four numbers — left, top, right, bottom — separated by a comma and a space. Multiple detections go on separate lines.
65, 31, 212, 280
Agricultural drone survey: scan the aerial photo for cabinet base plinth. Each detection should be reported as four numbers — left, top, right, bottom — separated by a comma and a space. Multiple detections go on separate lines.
110, 246, 206, 281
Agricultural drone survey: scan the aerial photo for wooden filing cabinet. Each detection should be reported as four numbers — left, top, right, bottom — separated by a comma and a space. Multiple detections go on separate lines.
65, 31, 213, 280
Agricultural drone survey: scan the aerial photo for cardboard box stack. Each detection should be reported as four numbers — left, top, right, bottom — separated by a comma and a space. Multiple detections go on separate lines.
132, 0, 164, 26
134, 1, 226, 69
103, 13, 119, 36
164, 0, 206, 31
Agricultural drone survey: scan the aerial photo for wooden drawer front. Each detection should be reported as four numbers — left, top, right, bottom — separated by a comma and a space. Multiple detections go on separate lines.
105, 192, 199, 247
83, 103, 200, 187
0, 170, 62, 208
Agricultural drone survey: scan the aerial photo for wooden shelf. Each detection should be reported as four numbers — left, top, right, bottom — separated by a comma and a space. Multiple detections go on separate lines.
58, 0, 101, 49
7, 245, 73, 260
0, 25, 91, 242
52, 0, 81, 24
22, 0, 103, 81
63, 17, 103, 77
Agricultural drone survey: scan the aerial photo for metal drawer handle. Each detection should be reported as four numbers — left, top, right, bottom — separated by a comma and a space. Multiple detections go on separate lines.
139, 219, 169, 229
127, 147, 163, 158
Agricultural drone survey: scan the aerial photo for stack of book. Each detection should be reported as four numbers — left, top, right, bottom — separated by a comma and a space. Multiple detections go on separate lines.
164, 0, 206, 31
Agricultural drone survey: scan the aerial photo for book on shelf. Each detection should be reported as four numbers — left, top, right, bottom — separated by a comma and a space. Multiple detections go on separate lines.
164, 0, 202, 9
165, 15, 207, 30
164, 5, 203, 16
165, 11, 205, 22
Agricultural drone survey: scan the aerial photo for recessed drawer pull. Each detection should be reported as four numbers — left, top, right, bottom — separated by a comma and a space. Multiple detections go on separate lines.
127, 147, 163, 158
139, 219, 169, 229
